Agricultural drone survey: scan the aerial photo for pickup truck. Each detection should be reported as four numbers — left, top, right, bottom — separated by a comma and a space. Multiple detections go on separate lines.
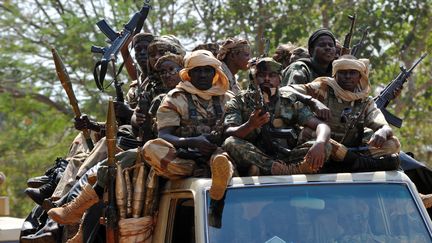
152, 171, 432, 243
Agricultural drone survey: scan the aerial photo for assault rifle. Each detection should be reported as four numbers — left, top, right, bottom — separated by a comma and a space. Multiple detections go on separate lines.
91, 1, 151, 93
375, 53, 427, 128
351, 27, 369, 57
340, 14, 356, 56
51, 47, 94, 150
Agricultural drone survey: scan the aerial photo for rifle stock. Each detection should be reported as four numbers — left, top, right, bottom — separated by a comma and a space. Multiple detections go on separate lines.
51, 47, 94, 150
106, 98, 118, 243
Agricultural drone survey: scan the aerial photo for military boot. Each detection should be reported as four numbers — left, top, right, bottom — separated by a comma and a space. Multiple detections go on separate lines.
48, 184, 99, 225
20, 218, 59, 243
66, 220, 84, 243
271, 161, 314, 175
344, 151, 400, 172
25, 180, 57, 205
209, 154, 234, 200
27, 158, 68, 188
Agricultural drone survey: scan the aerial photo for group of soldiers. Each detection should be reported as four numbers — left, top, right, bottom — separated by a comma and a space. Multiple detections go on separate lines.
19, 27, 429, 243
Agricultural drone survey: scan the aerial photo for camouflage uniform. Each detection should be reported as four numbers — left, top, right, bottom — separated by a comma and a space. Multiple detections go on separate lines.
288, 83, 400, 161
143, 88, 232, 179
223, 89, 316, 175
281, 58, 332, 86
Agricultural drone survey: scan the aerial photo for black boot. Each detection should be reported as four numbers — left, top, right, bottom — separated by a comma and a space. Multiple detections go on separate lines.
344, 151, 400, 172
20, 217, 60, 243
27, 158, 68, 188
25, 180, 57, 205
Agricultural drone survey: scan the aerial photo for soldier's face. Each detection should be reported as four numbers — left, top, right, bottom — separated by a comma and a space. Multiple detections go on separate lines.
231, 48, 251, 70
157, 61, 182, 90
148, 46, 169, 69
256, 71, 280, 97
134, 40, 151, 69
311, 36, 336, 64
188, 65, 215, 90
336, 69, 361, 92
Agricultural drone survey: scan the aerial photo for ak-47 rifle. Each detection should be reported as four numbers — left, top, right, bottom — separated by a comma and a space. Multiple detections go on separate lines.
350, 27, 369, 57
340, 14, 356, 56
374, 53, 427, 128
91, 1, 151, 93
105, 97, 118, 243
51, 47, 94, 150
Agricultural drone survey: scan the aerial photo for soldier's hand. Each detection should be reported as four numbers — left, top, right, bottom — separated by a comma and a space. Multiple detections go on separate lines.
305, 141, 326, 172
247, 109, 270, 129
310, 99, 330, 121
74, 115, 96, 132
114, 101, 134, 121
393, 86, 403, 98
368, 129, 387, 148
190, 135, 217, 156
131, 108, 146, 128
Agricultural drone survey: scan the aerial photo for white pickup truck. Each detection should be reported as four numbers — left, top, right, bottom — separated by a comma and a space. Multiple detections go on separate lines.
152, 171, 432, 243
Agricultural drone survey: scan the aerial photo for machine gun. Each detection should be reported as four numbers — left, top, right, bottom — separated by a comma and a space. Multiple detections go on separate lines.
374, 53, 427, 128
340, 14, 356, 56
91, 1, 151, 93
351, 27, 369, 57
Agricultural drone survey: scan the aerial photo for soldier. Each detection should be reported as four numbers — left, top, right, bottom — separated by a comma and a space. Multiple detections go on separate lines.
131, 53, 184, 140
217, 37, 252, 94
272, 43, 297, 69
222, 57, 331, 176
143, 50, 234, 200
126, 34, 186, 110
286, 55, 400, 171
281, 28, 337, 86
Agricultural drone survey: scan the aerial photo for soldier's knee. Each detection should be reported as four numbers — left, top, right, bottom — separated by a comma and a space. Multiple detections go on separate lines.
222, 136, 240, 151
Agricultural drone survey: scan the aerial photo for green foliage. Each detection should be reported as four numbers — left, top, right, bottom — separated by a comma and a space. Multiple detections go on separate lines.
1, 0, 432, 217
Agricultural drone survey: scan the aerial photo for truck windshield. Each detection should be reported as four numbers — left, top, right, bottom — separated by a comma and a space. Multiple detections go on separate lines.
207, 183, 431, 243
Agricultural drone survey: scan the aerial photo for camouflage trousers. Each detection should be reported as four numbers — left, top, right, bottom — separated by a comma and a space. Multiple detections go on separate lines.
329, 136, 401, 161
222, 136, 329, 175
52, 132, 91, 199
142, 138, 232, 180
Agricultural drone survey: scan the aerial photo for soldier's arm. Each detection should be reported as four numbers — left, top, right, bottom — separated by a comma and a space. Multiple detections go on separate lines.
158, 127, 217, 156
225, 109, 270, 139
303, 117, 331, 171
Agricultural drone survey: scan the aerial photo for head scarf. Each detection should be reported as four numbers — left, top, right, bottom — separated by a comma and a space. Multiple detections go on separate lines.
272, 43, 296, 63
308, 28, 336, 55
304, 57, 370, 102
154, 53, 184, 71
217, 37, 250, 61
147, 35, 186, 57
178, 50, 229, 100
192, 43, 220, 58
132, 32, 154, 46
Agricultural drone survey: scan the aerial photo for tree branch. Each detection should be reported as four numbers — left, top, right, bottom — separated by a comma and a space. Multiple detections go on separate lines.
0, 85, 70, 115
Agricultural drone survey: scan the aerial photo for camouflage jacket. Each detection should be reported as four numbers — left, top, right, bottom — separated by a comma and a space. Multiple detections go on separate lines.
224, 88, 314, 148
281, 58, 332, 86
156, 88, 232, 138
